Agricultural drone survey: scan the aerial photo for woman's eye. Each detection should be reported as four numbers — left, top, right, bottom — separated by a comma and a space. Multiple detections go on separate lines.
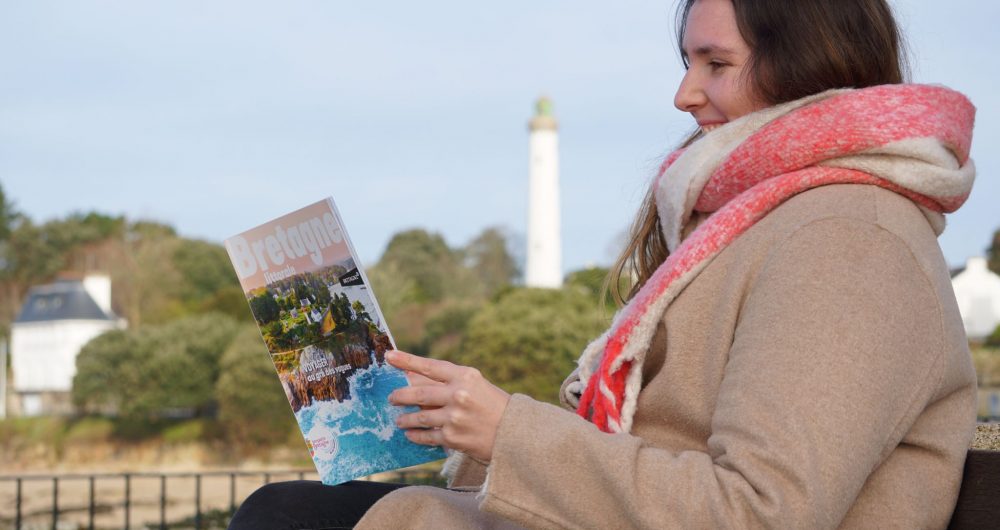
709, 61, 727, 71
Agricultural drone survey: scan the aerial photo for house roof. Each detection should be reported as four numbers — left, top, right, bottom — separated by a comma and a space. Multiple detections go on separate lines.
14, 280, 117, 323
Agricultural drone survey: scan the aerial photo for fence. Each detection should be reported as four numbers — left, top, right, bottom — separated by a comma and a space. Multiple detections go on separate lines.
0, 468, 442, 530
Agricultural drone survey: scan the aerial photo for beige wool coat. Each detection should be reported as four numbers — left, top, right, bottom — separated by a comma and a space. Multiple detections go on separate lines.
357, 184, 977, 529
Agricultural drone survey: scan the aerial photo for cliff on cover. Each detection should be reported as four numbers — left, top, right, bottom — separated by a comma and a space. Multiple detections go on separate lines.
224, 197, 443, 485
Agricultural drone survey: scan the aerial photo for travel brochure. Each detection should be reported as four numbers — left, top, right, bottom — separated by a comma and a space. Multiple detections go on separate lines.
224, 197, 445, 485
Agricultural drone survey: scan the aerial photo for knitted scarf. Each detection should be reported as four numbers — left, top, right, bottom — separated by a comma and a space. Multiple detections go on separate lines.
570, 84, 976, 434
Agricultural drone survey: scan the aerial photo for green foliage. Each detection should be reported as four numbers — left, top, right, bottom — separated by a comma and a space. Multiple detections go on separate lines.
41, 212, 126, 250
72, 329, 143, 414
424, 301, 478, 360
64, 417, 115, 444
73, 314, 240, 420
564, 266, 619, 315
0, 182, 18, 241
451, 287, 607, 403
162, 419, 208, 444
373, 229, 469, 304
462, 227, 520, 298
3, 218, 63, 285
216, 325, 297, 447
368, 228, 522, 357
0, 416, 66, 447
172, 238, 243, 312
199, 284, 255, 321
987, 324, 1000, 349
249, 293, 281, 323
1, 212, 125, 289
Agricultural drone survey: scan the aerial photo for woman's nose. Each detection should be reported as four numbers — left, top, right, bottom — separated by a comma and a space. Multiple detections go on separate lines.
674, 70, 706, 113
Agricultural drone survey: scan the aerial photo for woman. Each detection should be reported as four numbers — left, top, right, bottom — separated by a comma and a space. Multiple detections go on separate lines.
230, 0, 977, 527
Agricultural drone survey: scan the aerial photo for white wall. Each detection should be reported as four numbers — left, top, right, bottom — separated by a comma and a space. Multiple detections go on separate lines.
952, 256, 1000, 341
11, 320, 121, 392
82, 274, 113, 314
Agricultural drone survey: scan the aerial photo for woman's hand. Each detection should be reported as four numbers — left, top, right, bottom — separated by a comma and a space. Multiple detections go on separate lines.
386, 350, 510, 462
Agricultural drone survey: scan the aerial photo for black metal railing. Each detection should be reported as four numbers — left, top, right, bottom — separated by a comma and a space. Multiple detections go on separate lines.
0, 468, 442, 529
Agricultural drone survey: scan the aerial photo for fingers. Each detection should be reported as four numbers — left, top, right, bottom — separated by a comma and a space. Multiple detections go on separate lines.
404, 427, 445, 447
396, 407, 448, 430
405, 371, 444, 387
386, 350, 459, 383
389, 385, 451, 408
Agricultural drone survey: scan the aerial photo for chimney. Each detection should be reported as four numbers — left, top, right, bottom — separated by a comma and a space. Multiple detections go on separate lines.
82, 274, 113, 315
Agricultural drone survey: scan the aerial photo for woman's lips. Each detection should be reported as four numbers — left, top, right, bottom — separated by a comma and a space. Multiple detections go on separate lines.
699, 122, 726, 133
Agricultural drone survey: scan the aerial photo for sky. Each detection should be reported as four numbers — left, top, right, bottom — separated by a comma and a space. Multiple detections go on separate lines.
1, 1, 997, 273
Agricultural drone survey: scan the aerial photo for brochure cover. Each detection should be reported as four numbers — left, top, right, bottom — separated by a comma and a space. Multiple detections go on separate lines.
224, 197, 445, 485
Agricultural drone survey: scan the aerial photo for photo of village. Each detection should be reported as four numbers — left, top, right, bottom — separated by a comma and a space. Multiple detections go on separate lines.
244, 258, 386, 353
240, 255, 396, 409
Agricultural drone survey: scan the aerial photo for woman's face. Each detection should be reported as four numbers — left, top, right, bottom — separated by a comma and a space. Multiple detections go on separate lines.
674, 0, 763, 133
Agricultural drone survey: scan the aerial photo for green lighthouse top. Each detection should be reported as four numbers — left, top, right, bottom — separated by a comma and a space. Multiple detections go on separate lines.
529, 96, 558, 132
536, 97, 554, 116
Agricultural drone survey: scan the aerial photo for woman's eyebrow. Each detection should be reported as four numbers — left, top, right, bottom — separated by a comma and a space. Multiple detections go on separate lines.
682, 44, 739, 60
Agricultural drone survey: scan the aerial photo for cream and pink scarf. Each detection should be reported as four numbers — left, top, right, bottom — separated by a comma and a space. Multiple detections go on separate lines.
570, 84, 976, 433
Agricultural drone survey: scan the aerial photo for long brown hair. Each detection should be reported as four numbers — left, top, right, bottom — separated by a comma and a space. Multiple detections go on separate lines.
606, 0, 908, 306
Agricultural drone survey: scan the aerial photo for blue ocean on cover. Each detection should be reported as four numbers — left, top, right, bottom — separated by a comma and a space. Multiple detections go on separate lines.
295, 360, 446, 485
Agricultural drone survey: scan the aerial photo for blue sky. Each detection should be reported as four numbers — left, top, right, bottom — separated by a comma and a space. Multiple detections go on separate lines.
1, 1, 997, 272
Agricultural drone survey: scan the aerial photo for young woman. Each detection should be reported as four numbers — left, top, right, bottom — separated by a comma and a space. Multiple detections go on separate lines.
230, 0, 977, 528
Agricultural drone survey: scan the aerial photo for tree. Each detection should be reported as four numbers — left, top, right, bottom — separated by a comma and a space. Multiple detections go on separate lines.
371, 229, 469, 304
0, 219, 62, 328
0, 183, 17, 242
73, 313, 240, 419
450, 287, 607, 403
216, 325, 297, 447
352, 300, 371, 323
462, 227, 520, 297
249, 293, 280, 324
424, 300, 479, 361
72, 329, 144, 414
172, 238, 242, 312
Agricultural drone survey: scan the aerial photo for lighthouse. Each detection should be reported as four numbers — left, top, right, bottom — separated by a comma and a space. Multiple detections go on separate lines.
526, 96, 563, 288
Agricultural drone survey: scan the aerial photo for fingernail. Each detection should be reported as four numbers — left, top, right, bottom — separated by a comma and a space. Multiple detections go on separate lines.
386, 350, 398, 361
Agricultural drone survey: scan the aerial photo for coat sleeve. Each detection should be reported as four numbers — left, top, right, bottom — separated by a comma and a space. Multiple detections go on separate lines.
442, 451, 489, 489
477, 217, 948, 529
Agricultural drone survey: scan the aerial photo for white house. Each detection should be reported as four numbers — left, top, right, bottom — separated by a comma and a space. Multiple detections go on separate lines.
951, 256, 1000, 342
10, 274, 126, 416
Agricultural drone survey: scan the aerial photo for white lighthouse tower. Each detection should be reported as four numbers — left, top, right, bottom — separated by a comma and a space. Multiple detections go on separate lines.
526, 96, 563, 288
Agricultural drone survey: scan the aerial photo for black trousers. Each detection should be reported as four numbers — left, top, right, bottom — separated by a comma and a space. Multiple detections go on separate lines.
227, 480, 409, 530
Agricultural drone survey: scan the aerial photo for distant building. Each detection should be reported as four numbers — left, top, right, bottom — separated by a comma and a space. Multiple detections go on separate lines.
10, 274, 126, 416
526, 96, 563, 288
951, 256, 1000, 342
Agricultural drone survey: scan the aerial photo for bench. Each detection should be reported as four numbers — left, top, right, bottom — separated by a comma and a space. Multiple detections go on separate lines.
948, 450, 1000, 529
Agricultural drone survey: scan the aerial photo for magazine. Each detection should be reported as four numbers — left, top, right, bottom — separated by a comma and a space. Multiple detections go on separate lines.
224, 197, 445, 485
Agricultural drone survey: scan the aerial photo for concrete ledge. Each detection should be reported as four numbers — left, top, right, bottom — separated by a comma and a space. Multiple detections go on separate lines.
972, 423, 1000, 450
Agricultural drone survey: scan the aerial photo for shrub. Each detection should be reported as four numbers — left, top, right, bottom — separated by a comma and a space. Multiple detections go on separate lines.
451, 287, 608, 403
162, 419, 207, 445
64, 417, 114, 444
215, 325, 297, 447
